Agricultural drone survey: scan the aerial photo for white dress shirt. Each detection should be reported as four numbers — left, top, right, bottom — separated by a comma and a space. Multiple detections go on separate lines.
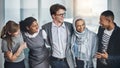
52, 22, 67, 58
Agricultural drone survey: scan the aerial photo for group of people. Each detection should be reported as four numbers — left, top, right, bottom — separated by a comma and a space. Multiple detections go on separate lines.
1, 3, 120, 68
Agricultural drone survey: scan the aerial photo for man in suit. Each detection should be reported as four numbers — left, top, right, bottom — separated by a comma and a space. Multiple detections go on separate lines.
42, 4, 74, 68
96, 10, 120, 68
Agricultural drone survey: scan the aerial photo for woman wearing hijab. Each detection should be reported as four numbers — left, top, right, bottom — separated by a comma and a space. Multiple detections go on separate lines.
71, 16, 98, 68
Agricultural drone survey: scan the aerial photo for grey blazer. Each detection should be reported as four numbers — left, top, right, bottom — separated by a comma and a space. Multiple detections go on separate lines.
42, 22, 75, 68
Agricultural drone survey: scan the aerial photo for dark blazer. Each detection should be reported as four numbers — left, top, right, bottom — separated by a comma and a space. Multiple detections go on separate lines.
97, 23, 120, 68
42, 22, 75, 68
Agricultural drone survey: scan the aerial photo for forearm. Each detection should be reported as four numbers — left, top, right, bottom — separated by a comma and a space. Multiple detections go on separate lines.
6, 45, 24, 62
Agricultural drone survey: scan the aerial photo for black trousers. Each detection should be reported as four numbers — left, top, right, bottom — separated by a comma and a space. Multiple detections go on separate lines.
4, 60, 25, 68
75, 58, 84, 68
50, 56, 69, 68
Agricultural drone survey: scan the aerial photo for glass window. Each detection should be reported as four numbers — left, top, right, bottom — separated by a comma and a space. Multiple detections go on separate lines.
73, 0, 108, 33
4, 0, 38, 23
4, 0, 107, 33
5, 0, 20, 23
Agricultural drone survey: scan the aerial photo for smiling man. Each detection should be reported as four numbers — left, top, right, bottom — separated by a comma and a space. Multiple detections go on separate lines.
42, 4, 74, 68
96, 10, 120, 68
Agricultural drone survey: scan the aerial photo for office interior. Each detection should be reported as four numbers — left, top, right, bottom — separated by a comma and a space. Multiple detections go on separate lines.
0, 0, 120, 68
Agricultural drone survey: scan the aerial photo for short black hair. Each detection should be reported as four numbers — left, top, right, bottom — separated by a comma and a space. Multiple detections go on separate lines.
50, 3, 66, 16
101, 10, 114, 20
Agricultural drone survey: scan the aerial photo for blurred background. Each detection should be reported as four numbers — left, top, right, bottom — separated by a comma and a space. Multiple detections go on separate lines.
0, 0, 120, 68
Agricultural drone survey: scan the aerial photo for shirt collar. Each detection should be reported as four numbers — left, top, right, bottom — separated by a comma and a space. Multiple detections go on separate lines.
52, 21, 65, 28
25, 29, 40, 38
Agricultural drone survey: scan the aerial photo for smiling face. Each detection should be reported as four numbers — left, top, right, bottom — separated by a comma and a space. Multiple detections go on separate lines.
8, 29, 20, 37
26, 21, 39, 34
99, 15, 110, 29
75, 20, 85, 33
11, 29, 20, 37
52, 9, 65, 24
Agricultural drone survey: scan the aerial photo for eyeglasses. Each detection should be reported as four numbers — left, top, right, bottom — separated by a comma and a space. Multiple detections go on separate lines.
55, 13, 66, 16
